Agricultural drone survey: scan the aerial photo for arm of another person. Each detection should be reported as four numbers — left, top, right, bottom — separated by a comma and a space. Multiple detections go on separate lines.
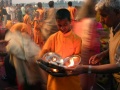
89, 49, 109, 64
65, 63, 120, 75
66, 45, 119, 75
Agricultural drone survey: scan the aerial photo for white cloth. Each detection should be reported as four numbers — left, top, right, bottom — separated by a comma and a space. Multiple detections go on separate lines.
5, 31, 47, 85
21, 6, 25, 15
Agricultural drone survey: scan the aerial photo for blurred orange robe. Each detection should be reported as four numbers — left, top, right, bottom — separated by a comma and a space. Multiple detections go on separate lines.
68, 6, 76, 25
10, 23, 32, 37
36, 8, 45, 21
33, 17, 44, 48
5, 20, 13, 30
23, 14, 33, 37
39, 30, 82, 90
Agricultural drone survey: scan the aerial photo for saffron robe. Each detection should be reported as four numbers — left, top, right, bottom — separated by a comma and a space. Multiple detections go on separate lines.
5, 20, 13, 30
33, 17, 44, 48
23, 14, 33, 37
68, 6, 76, 20
39, 30, 82, 90
36, 8, 45, 21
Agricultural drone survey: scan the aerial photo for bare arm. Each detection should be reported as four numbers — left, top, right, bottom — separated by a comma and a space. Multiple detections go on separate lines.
65, 63, 120, 75
89, 49, 109, 64
82, 64, 120, 74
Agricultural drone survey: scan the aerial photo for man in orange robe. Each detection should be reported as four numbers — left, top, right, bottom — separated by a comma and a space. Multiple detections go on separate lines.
39, 9, 82, 90
41, 1, 58, 42
33, 11, 44, 48
23, 9, 33, 38
36, 2, 45, 22
67, 1, 76, 25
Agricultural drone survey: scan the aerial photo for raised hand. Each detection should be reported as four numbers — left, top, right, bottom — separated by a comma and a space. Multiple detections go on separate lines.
89, 53, 103, 65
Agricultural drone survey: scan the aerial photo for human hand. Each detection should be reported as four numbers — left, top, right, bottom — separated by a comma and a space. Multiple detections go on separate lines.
36, 59, 67, 77
89, 53, 103, 65
65, 64, 84, 75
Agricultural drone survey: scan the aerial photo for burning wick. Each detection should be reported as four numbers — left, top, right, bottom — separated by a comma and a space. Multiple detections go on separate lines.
68, 58, 74, 67
52, 69, 58, 72
52, 57, 57, 62
60, 59, 64, 64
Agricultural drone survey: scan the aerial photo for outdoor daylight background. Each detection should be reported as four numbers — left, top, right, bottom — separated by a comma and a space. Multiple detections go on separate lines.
12, 0, 82, 4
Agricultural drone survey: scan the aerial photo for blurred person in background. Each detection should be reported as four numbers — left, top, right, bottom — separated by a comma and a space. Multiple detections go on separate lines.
1, 19, 16, 85
6, 5, 11, 21
21, 4, 25, 18
23, 9, 33, 39
5, 23, 47, 90
36, 2, 45, 22
44, 1, 57, 25
41, 1, 58, 42
67, 1, 76, 26
9, 5, 16, 22
73, 0, 102, 89
16, 4, 23, 22
33, 11, 44, 48
27, 4, 35, 21
2, 6, 8, 28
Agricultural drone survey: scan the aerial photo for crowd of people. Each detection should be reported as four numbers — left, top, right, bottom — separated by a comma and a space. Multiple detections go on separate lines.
0, 0, 120, 90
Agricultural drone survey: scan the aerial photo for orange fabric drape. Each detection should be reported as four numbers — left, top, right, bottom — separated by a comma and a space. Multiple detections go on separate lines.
33, 17, 44, 48
36, 8, 44, 21
23, 14, 33, 37
39, 30, 82, 90
68, 6, 76, 20
10, 23, 32, 37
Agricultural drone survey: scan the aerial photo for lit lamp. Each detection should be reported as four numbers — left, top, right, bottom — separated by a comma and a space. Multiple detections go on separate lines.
64, 55, 81, 68
36, 52, 81, 73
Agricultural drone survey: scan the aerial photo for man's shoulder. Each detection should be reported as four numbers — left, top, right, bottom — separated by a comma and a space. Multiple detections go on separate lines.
48, 31, 59, 39
72, 32, 82, 41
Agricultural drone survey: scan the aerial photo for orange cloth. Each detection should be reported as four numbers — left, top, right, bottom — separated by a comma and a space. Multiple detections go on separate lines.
33, 17, 44, 48
68, 6, 76, 20
36, 8, 45, 21
23, 14, 33, 37
39, 30, 82, 90
5, 20, 13, 30
10, 23, 32, 37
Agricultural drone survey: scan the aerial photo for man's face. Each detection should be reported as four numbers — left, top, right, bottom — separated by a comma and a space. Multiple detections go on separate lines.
56, 18, 71, 34
98, 9, 119, 27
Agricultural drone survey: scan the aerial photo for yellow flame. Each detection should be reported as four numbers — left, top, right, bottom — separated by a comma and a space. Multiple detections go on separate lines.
52, 69, 58, 72
52, 57, 57, 62
60, 59, 64, 64
68, 58, 74, 67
